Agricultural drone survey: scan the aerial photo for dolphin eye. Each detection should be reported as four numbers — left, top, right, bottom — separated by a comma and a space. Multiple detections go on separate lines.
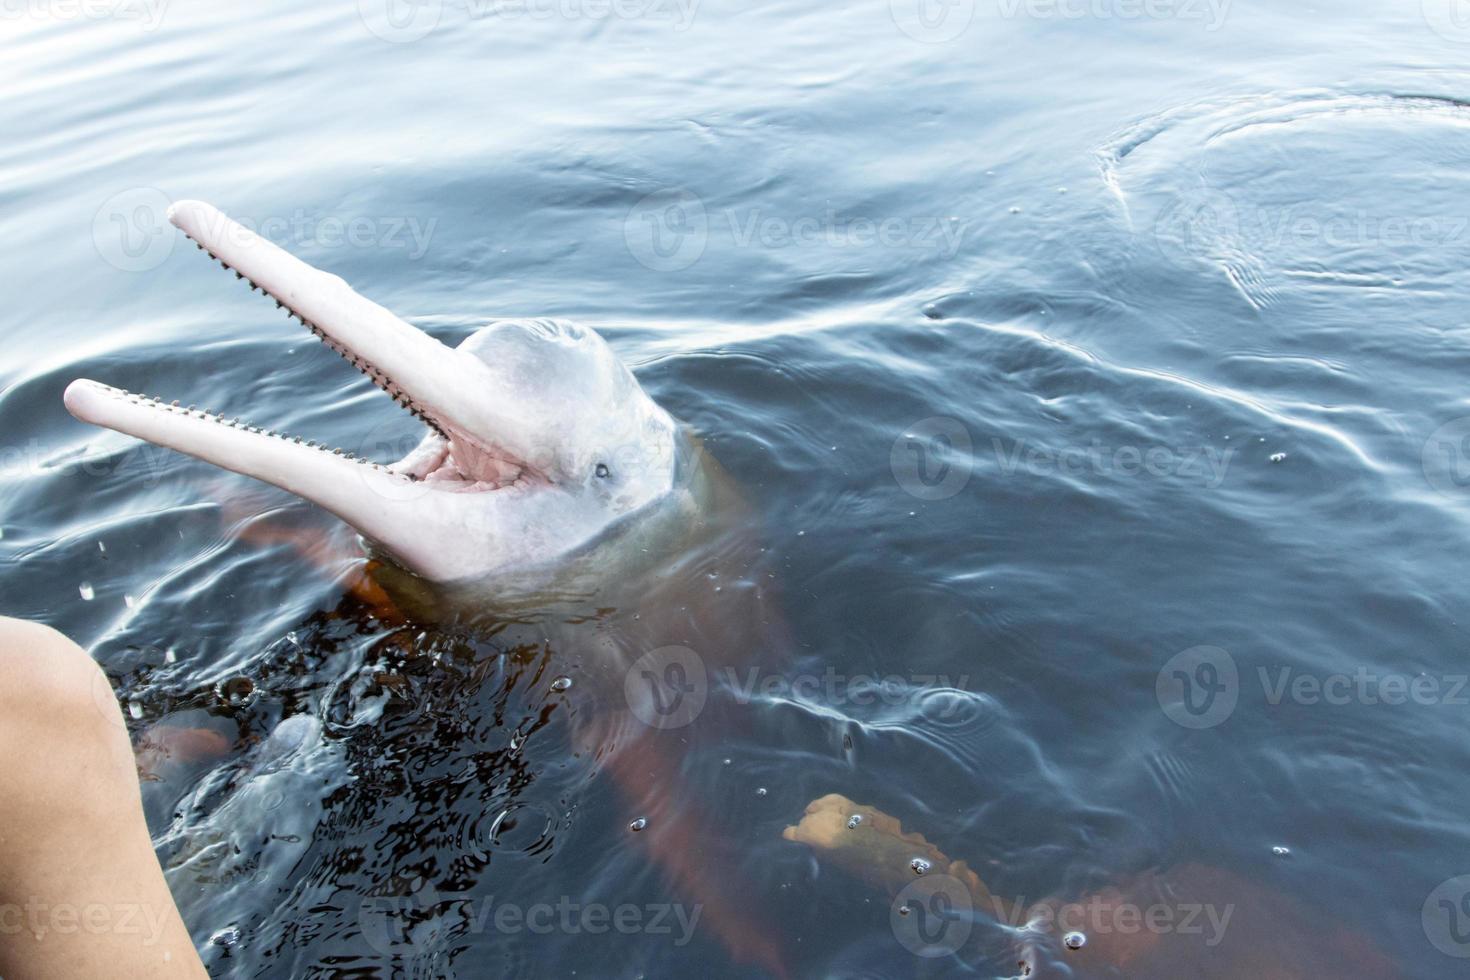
595, 463, 610, 479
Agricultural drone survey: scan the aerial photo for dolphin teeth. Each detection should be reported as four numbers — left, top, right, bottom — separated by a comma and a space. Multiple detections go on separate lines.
181, 230, 453, 446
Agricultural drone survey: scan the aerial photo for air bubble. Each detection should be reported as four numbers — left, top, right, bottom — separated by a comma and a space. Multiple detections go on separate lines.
78, 582, 95, 601
910, 857, 931, 876
847, 814, 863, 830
756, 787, 768, 797
1063, 931, 1086, 950
1272, 845, 1291, 857
629, 817, 648, 832
209, 926, 241, 948
1269, 452, 1287, 463
216, 676, 256, 708
550, 676, 572, 693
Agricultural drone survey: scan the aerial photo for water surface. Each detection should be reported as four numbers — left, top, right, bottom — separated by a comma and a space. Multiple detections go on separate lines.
5, 1, 1470, 976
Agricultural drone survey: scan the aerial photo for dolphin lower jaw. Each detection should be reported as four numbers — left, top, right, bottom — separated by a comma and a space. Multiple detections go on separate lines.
60, 379, 502, 580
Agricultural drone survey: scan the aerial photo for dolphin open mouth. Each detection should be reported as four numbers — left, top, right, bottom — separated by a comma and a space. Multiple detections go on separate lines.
66, 200, 682, 584
66, 201, 544, 500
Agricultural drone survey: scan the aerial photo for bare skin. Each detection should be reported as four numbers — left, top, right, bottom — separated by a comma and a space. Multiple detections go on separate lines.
0, 617, 206, 980
785, 793, 1401, 979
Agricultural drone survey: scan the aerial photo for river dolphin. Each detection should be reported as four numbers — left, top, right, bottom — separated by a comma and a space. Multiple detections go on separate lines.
65, 201, 697, 590
64, 201, 792, 976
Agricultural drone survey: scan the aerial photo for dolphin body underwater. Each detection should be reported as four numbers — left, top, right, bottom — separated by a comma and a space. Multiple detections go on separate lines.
65, 204, 1401, 978
67, 201, 798, 975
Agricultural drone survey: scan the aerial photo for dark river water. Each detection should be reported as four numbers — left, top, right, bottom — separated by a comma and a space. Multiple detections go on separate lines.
6, 1, 1470, 977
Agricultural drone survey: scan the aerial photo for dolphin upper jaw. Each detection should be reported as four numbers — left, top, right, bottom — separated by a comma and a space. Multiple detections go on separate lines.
65, 201, 681, 585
